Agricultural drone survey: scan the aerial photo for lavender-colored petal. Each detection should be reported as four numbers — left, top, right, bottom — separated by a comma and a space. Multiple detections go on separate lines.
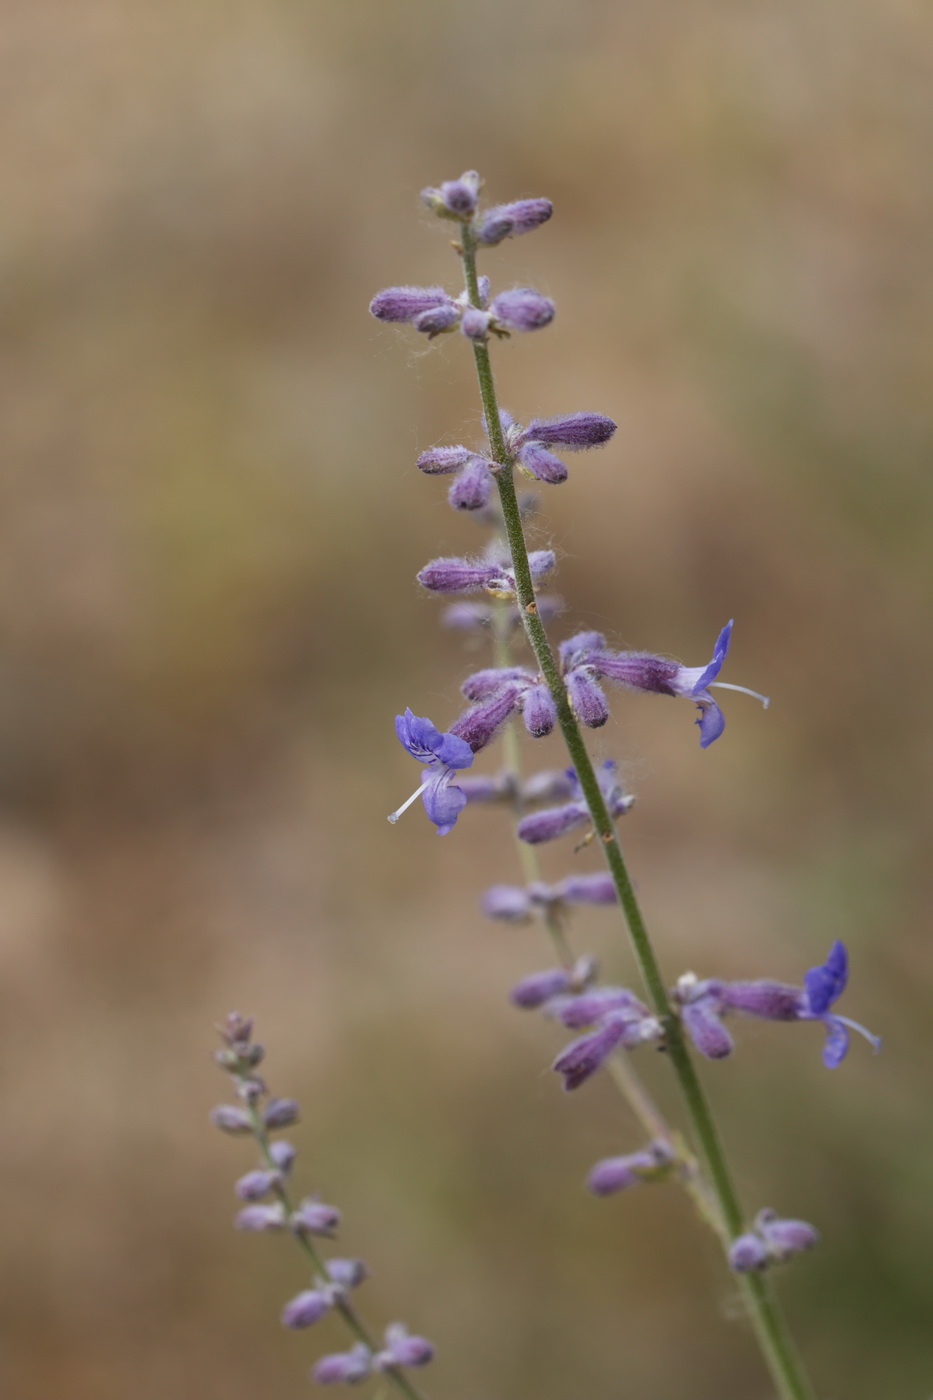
482, 884, 533, 921
517, 801, 588, 845
234, 1203, 286, 1231
821, 1017, 850, 1068
475, 198, 553, 245
490, 287, 555, 332
263, 1097, 299, 1129
518, 440, 568, 484
235, 1168, 281, 1201
527, 550, 557, 581
552, 987, 644, 1029
524, 412, 617, 450
325, 1258, 369, 1290
510, 968, 573, 1009
521, 683, 558, 738
210, 1104, 253, 1135
558, 631, 607, 669
448, 457, 494, 510
681, 999, 734, 1060
552, 1015, 632, 1090
461, 667, 532, 701
417, 445, 473, 475
690, 620, 734, 693
413, 303, 461, 337
291, 1199, 341, 1236
566, 667, 610, 728
281, 1288, 332, 1328
268, 1140, 297, 1174
804, 940, 848, 1015
694, 696, 726, 748
729, 1232, 769, 1272
394, 708, 444, 761
422, 774, 468, 835
417, 557, 497, 593
589, 650, 679, 694
428, 730, 475, 769
460, 306, 493, 341
370, 286, 451, 323
313, 1344, 373, 1385
450, 688, 521, 753
756, 1211, 820, 1260
556, 872, 618, 905
722, 980, 805, 1021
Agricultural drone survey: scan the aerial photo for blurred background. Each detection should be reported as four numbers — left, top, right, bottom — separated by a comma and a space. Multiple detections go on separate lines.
1, 1, 931, 1397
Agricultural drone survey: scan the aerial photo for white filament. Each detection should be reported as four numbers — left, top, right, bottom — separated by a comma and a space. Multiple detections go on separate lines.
387, 780, 429, 824
710, 681, 771, 708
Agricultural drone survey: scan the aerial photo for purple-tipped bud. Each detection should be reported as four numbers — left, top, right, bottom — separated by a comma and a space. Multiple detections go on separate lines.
313, 1344, 373, 1385
269, 1140, 297, 1174
377, 1324, 436, 1369
476, 198, 553, 246
263, 1097, 299, 1129
234, 1203, 286, 1231
448, 457, 494, 510
559, 631, 607, 669
417, 445, 473, 475
281, 1288, 333, 1328
557, 872, 618, 905
462, 666, 531, 701
482, 884, 533, 921
417, 557, 495, 593
680, 999, 734, 1060
236, 1076, 267, 1102
527, 549, 558, 579
589, 651, 679, 694
729, 1233, 770, 1272
517, 801, 587, 845
210, 1104, 253, 1135
756, 1210, 820, 1260
414, 303, 461, 338
460, 307, 493, 340
325, 1258, 369, 1290
552, 987, 644, 1029
588, 1142, 674, 1196
219, 1011, 254, 1046
722, 980, 805, 1021
524, 412, 617, 450
509, 967, 573, 1009
421, 170, 481, 218
370, 286, 452, 323
491, 288, 555, 332
450, 688, 521, 753
291, 1198, 341, 1236
552, 1015, 635, 1091
235, 1168, 282, 1201
566, 668, 610, 727
518, 440, 568, 484
520, 683, 558, 738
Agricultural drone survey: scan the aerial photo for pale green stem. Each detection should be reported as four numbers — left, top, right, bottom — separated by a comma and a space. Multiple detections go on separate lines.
458, 223, 817, 1400
244, 1096, 431, 1400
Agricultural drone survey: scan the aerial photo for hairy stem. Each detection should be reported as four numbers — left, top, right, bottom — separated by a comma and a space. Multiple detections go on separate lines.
459, 224, 816, 1400
246, 1100, 431, 1400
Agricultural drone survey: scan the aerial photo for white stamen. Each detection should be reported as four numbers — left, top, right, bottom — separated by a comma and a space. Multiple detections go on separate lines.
387, 780, 429, 824
709, 681, 770, 709
833, 1014, 882, 1052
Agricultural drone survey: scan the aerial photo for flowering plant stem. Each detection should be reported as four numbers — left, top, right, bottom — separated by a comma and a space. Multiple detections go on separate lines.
246, 1102, 430, 1400
460, 224, 816, 1400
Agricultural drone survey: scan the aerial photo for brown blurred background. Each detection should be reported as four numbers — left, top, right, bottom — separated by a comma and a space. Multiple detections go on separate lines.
1, 1, 931, 1397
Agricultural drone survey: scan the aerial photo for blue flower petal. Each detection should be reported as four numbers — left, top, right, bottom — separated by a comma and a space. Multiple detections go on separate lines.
691, 620, 734, 694
694, 696, 726, 748
423, 776, 468, 835
395, 709, 444, 761
431, 731, 475, 770
804, 940, 848, 1015
821, 1016, 850, 1068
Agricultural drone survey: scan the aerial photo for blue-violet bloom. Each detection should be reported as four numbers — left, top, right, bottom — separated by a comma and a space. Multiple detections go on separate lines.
390, 709, 474, 835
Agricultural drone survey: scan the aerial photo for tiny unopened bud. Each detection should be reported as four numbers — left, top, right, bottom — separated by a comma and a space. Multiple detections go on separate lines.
234, 1203, 286, 1232
236, 1076, 267, 1103
756, 1210, 820, 1260
476, 198, 553, 246
521, 684, 558, 738
482, 884, 533, 921
325, 1257, 369, 1290
268, 1140, 297, 1174
414, 303, 461, 338
313, 1343, 373, 1385
491, 288, 555, 332
450, 688, 521, 753
448, 457, 493, 511
210, 1104, 253, 1135
566, 668, 610, 727
291, 1198, 341, 1236
370, 286, 452, 323
417, 444, 473, 475
729, 1232, 770, 1272
510, 968, 573, 1009
377, 1323, 436, 1369
518, 440, 568, 484
460, 307, 492, 341
263, 1097, 300, 1129
235, 1168, 282, 1201
281, 1288, 332, 1329
524, 412, 617, 449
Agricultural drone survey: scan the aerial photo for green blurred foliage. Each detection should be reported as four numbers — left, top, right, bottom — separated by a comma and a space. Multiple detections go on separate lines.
1, 0, 931, 1397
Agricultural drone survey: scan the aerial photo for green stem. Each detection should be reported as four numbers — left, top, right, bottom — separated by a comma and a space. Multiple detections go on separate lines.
246, 1099, 431, 1400
459, 224, 817, 1400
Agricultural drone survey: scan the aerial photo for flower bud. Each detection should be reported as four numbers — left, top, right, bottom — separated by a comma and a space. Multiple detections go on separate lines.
517, 801, 587, 845
460, 307, 492, 340
417, 557, 495, 593
413, 303, 461, 338
417, 445, 473, 475
557, 872, 618, 905
235, 1168, 282, 1201
268, 1140, 297, 1173
566, 668, 610, 727
517, 441, 568, 484
263, 1097, 300, 1129
721, 980, 805, 1021
475, 198, 553, 245
521, 684, 558, 738
491, 288, 555, 332
524, 412, 617, 449
448, 457, 494, 511
369, 286, 452, 323
313, 1344, 373, 1385
729, 1232, 770, 1272
377, 1323, 436, 1369
219, 1011, 254, 1046
234, 1203, 286, 1231
509, 968, 573, 1009
325, 1257, 369, 1290
450, 688, 522, 753
552, 1015, 634, 1091
482, 884, 533, 921
210, 1104, 253, 1135
421, 170, 481, 218
680, 999, 734, 1060
756, 1210, 820, 1260
291, 1198, 341, 1236
281, 1288, 332, 1328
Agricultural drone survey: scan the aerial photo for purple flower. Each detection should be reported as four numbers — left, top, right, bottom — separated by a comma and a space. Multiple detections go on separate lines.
281, 1288, 333, 1328
313, 1343, 373, 1385
417, 547, 556, 596
517, 761, 634, 844
263, 1097, 300, 1129
550, 986, 646, 1029
369, 286, 455, 325
475, 198, 553, 245
756, 1209, 820, 1260
672, 976, 734, 1060
389, 708, 475, 834
235, 1168, 282, 1201
234, 1203, 286, 1231
587, 621, 770, 748
421, 170, 482, 218
729, 1232, 770, 1272
491, 411, 617, 487
210, 1104, 253, 1135
588, 1140, 675, 1196
375, 1323, 436, 1370
489, 288, 556, 332
291, 1198, 342, 1236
